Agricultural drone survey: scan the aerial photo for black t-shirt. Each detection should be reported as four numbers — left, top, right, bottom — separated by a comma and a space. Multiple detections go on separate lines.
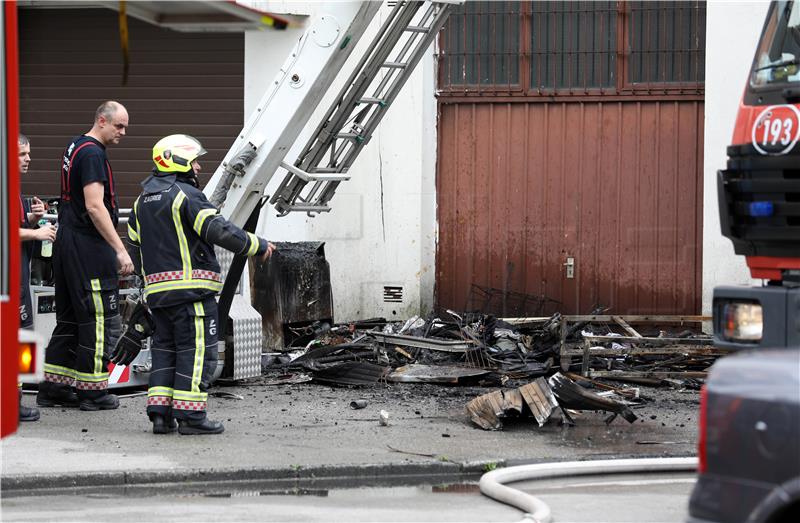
59, 135, 118, 235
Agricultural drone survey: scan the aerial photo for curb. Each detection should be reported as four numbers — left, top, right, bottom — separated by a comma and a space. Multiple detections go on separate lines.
0, 459, 506, 494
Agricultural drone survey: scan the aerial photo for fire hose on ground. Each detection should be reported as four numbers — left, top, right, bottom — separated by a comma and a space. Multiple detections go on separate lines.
479, 456, 698, 523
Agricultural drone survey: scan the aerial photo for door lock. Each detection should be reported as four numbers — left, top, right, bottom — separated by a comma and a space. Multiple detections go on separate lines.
564, 257, 575, 279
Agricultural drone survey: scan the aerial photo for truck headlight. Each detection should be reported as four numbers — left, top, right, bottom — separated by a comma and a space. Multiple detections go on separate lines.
721, 302, 763, 342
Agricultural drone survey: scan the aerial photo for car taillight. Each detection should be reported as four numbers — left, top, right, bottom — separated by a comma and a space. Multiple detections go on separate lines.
698, 384, 707, 473
19, 341, 36, 374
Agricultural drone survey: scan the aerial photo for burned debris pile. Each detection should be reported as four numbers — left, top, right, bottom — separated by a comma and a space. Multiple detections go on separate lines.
262, 311, 721, 430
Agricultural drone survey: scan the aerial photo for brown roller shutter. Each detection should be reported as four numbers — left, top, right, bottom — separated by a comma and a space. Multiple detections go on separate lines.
18, 8, 243, 209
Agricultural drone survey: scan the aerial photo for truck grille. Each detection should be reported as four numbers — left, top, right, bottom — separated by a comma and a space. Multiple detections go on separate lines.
719, 143, 800, 257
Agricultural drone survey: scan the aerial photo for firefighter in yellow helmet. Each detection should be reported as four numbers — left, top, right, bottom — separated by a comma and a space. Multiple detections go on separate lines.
120, 134, 274, 435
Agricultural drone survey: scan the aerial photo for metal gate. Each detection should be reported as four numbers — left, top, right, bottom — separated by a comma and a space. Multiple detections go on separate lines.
435, 1, 705, 316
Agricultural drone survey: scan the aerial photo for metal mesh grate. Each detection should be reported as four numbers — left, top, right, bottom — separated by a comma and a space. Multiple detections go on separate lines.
438, 1, 706, 96
627, 1, 706, 85
531, 1, 617, 91
439, 1, 521, 89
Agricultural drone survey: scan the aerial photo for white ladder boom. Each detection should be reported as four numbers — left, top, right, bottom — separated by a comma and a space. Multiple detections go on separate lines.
271, 0, 457, 216
203, 1, 382, 225
203, 1, 459, 224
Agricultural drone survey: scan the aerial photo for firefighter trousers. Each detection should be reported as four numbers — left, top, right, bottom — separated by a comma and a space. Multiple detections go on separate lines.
19, 282, 33, 329
146, 297, 218, 423
42, 226, 121, 400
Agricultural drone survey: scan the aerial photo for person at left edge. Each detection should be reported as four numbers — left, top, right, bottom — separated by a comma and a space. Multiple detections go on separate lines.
37, 101, 133, 412
18, 134, 55, 422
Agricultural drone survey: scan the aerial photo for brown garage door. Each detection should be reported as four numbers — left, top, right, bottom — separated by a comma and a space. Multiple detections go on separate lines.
437, 100, 704, 316
435, 1, 705, 316
18, 8, 243, 209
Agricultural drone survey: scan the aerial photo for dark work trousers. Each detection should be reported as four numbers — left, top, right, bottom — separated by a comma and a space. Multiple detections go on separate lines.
19, 233, 33, 329
146, 297, 218, 423
42, 226, 121, 400
19, 282, 33, 329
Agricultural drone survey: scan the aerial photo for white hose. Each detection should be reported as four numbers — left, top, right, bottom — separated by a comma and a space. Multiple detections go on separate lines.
479, 456, 698, 523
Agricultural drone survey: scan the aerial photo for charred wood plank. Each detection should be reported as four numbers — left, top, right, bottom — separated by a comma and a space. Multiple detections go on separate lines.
581, 335, 712, 345
613, 316, 642, 337
588, 370, 708, 380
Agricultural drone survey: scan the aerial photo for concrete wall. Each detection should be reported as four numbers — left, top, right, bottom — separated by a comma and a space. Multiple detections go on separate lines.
702, 1, 769, 315
243, 2, 437, 322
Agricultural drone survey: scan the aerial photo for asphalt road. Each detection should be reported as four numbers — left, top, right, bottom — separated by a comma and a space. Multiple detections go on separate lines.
0, 472, 696, 522
2, 381, 700, 486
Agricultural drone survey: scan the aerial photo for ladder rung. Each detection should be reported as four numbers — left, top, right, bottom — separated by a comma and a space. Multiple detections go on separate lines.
309, 173, 350, 182
281, 161, 350, 182
311, 167, 344, 174
284, 204, 332, 213
404, 26, 430, 33
381, 62, 407, 69
336, 132, 364, 142
358, 97, 386, 105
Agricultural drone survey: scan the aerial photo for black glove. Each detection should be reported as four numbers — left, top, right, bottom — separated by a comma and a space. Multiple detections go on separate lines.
110, 301, 155, 366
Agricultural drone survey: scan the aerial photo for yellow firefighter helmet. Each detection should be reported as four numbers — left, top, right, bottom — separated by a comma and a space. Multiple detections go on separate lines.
152, 134, 206, 173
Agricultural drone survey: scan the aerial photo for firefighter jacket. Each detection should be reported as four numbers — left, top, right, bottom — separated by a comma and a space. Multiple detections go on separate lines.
127, 172, 267, 309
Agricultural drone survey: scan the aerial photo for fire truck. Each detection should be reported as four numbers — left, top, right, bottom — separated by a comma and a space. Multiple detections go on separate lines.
714, 0, 800, 349
689, 5, 800, 521
3, 0, 457, 408
1, 1, 44, 439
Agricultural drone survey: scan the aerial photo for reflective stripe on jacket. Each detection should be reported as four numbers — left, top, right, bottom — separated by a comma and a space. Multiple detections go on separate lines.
127, 172, 267, 309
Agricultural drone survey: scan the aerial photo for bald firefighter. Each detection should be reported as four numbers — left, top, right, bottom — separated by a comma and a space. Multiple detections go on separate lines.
119, 134, 274, 435
38, 101, 131, 411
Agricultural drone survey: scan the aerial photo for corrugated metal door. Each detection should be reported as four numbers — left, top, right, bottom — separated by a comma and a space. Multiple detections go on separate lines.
437, 100, 704, 315
435, 1, 705, 316
18, 8, 243, 208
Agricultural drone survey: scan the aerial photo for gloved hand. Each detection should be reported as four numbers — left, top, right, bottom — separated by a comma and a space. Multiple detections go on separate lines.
110, 301, 155, 366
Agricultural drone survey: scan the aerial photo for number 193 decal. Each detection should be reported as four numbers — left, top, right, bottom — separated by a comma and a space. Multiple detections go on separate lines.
751, 104, 800, 155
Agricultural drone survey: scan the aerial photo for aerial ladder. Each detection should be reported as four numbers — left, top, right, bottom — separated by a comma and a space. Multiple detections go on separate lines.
199, 0, 459, 380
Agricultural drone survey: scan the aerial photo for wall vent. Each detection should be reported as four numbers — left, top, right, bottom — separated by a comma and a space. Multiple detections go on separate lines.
383, 286, 403, 303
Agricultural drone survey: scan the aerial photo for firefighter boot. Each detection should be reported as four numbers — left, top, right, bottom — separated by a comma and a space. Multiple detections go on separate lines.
36, 383, 80, 408
178, 418, 225, 435
151, 414, 178, 434
19, 390, 40, 422
79, 394, 120, 411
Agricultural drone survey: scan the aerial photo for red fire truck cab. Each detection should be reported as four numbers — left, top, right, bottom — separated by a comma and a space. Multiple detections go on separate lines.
715, 0, 800, 349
